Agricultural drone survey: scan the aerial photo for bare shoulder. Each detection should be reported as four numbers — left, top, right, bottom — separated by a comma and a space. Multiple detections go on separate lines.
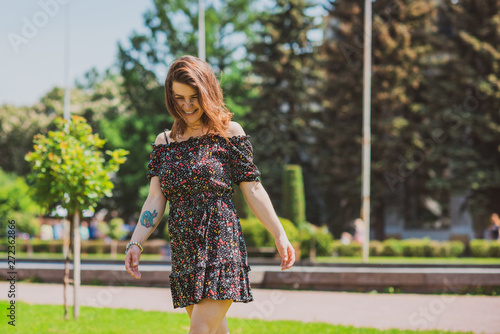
228, 121, 246, 137
154, 130, 170, 145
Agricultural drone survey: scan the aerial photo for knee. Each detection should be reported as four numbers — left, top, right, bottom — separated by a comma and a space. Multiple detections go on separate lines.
189, 323, 215, 334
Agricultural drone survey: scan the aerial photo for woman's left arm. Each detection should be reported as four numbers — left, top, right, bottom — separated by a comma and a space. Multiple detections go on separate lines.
239, 180, 296, 271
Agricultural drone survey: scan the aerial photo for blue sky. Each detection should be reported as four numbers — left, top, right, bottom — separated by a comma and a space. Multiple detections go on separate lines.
1, 0, 325, 107
1, 0, 151, 106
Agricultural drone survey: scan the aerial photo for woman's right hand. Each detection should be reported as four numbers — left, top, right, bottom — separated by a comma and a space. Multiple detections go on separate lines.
125, 245, 142, 279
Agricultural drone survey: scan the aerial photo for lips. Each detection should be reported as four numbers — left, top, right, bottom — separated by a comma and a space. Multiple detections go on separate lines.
183, 108, 198, 115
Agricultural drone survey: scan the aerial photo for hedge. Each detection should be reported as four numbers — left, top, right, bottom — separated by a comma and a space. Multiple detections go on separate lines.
0, 239, 167, 255
470, 240, 500, 257
240, 217, 300, 248
334, 238, 467, 257
4, 237, 500, 258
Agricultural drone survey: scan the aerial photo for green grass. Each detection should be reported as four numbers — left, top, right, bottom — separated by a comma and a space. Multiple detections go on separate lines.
0, 301, 472, 334
315, 256, 500, 265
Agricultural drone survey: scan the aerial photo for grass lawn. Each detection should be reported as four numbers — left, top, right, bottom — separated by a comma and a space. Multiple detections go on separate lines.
0, 301, 472, 334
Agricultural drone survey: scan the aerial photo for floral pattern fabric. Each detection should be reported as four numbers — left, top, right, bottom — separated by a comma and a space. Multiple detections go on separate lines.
147, 131, 261, 309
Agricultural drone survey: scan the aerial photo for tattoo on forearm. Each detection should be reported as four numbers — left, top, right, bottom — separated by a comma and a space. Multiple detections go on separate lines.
140, 210, 158, 228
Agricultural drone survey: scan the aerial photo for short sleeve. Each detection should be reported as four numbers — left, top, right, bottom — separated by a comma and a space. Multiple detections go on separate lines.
146, 144, 162, 182
227, 136, 261, 185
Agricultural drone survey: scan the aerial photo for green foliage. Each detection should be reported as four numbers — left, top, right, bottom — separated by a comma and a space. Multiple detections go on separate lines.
334, 238, 466, 258
400, 238, 434, 257
244, 0, 322, 222
0, 168, 41, 236
108, 217, 127, 240
437, 0, 500, 227
97, 221, 110, 237
282, 165, 306, 227
240, 216, 300, 247
0, 104, 55, 176
299, 223, 335, 259
470, 240, 500, 258
25, 115, 128, 214
394, 238, 466, 258
333, 241, 362, 257
380, 238, 405, 257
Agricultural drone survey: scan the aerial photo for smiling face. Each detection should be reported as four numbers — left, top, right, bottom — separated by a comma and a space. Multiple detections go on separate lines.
172, 81, 204, 127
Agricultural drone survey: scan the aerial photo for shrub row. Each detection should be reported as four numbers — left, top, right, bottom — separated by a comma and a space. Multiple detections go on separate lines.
240, 217, 334, 259
469, 240, 500, 257
0, 239, 167, 255
4, 235, 499, 258
334, 238, 467, 257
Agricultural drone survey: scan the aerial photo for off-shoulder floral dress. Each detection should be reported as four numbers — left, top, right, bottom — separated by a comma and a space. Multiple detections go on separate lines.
147, 130, 261, 309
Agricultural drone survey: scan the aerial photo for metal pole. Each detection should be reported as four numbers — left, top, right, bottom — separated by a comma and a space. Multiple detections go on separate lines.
198, 0, 205, 61
63, 1, 71, 121
362, 0, 372, 263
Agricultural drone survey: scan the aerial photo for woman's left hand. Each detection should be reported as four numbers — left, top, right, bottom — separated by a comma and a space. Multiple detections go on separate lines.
275, 235, 295, 271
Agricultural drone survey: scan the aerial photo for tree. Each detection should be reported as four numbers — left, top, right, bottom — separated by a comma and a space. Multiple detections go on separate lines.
437, 0, 500, 233
0, 103, 54, 176
0, 168, 41, 237
244, 0, 322, 219
25, 115, 128, 319
319, 0, 445, 237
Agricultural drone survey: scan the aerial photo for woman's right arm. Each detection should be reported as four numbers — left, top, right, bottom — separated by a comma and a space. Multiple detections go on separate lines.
125, 174, 167, 279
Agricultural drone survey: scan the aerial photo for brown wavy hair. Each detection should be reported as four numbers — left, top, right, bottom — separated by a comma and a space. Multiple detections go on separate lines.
164, 55, 233, 141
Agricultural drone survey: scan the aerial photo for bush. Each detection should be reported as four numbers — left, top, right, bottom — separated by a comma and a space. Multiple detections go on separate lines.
108, 217, 127, 240
0, 168, 41, 237
400, 238, 433, 257
470, 239, 500, 258
240, 216, 300, 248
470, 239, 490, 257
85, 240, 105, 254
299, 223, 334, 259
448, 241, 466, 257
369, 240, 382, 256
333, 241, 362, 256
489, 242, 500, 257
381, 238, 404, 256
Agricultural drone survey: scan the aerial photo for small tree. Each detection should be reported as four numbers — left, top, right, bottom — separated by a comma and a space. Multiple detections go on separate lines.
25, 115, 128, 319
282, 164, 306, 228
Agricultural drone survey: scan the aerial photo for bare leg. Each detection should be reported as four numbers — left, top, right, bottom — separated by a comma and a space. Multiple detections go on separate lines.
185, 299, 232, 334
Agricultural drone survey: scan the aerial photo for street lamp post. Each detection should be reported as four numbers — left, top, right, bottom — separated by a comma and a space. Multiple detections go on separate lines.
362, 0, 372, 263
199, 0, 205, 61
63, 2, 71, 121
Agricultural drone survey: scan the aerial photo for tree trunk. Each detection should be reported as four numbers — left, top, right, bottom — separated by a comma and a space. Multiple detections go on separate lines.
63, 217, 72, 320
73, 209, 81, 318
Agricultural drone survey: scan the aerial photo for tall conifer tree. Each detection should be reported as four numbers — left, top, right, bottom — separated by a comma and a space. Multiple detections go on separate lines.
244, 0, 322, 218
319, 0, 443, 237
436, 0, 500, 232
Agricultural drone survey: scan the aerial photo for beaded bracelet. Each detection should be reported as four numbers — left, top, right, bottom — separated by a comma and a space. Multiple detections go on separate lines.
125, 241, 144, 255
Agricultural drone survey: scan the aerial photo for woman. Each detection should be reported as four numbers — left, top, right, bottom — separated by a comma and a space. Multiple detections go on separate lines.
125, 55, 295, 334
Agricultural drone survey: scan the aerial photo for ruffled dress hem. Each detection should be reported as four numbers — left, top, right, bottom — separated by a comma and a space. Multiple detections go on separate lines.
169, 262, 254, 309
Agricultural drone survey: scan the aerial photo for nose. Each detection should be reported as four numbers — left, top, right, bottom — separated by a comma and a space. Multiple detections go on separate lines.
180, 98, 192, 110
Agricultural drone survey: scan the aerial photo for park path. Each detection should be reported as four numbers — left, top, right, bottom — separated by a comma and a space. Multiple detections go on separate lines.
0, 282, 498, 334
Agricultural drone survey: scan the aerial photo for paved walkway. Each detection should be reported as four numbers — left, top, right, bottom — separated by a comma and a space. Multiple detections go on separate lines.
1, 282, 498, 333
